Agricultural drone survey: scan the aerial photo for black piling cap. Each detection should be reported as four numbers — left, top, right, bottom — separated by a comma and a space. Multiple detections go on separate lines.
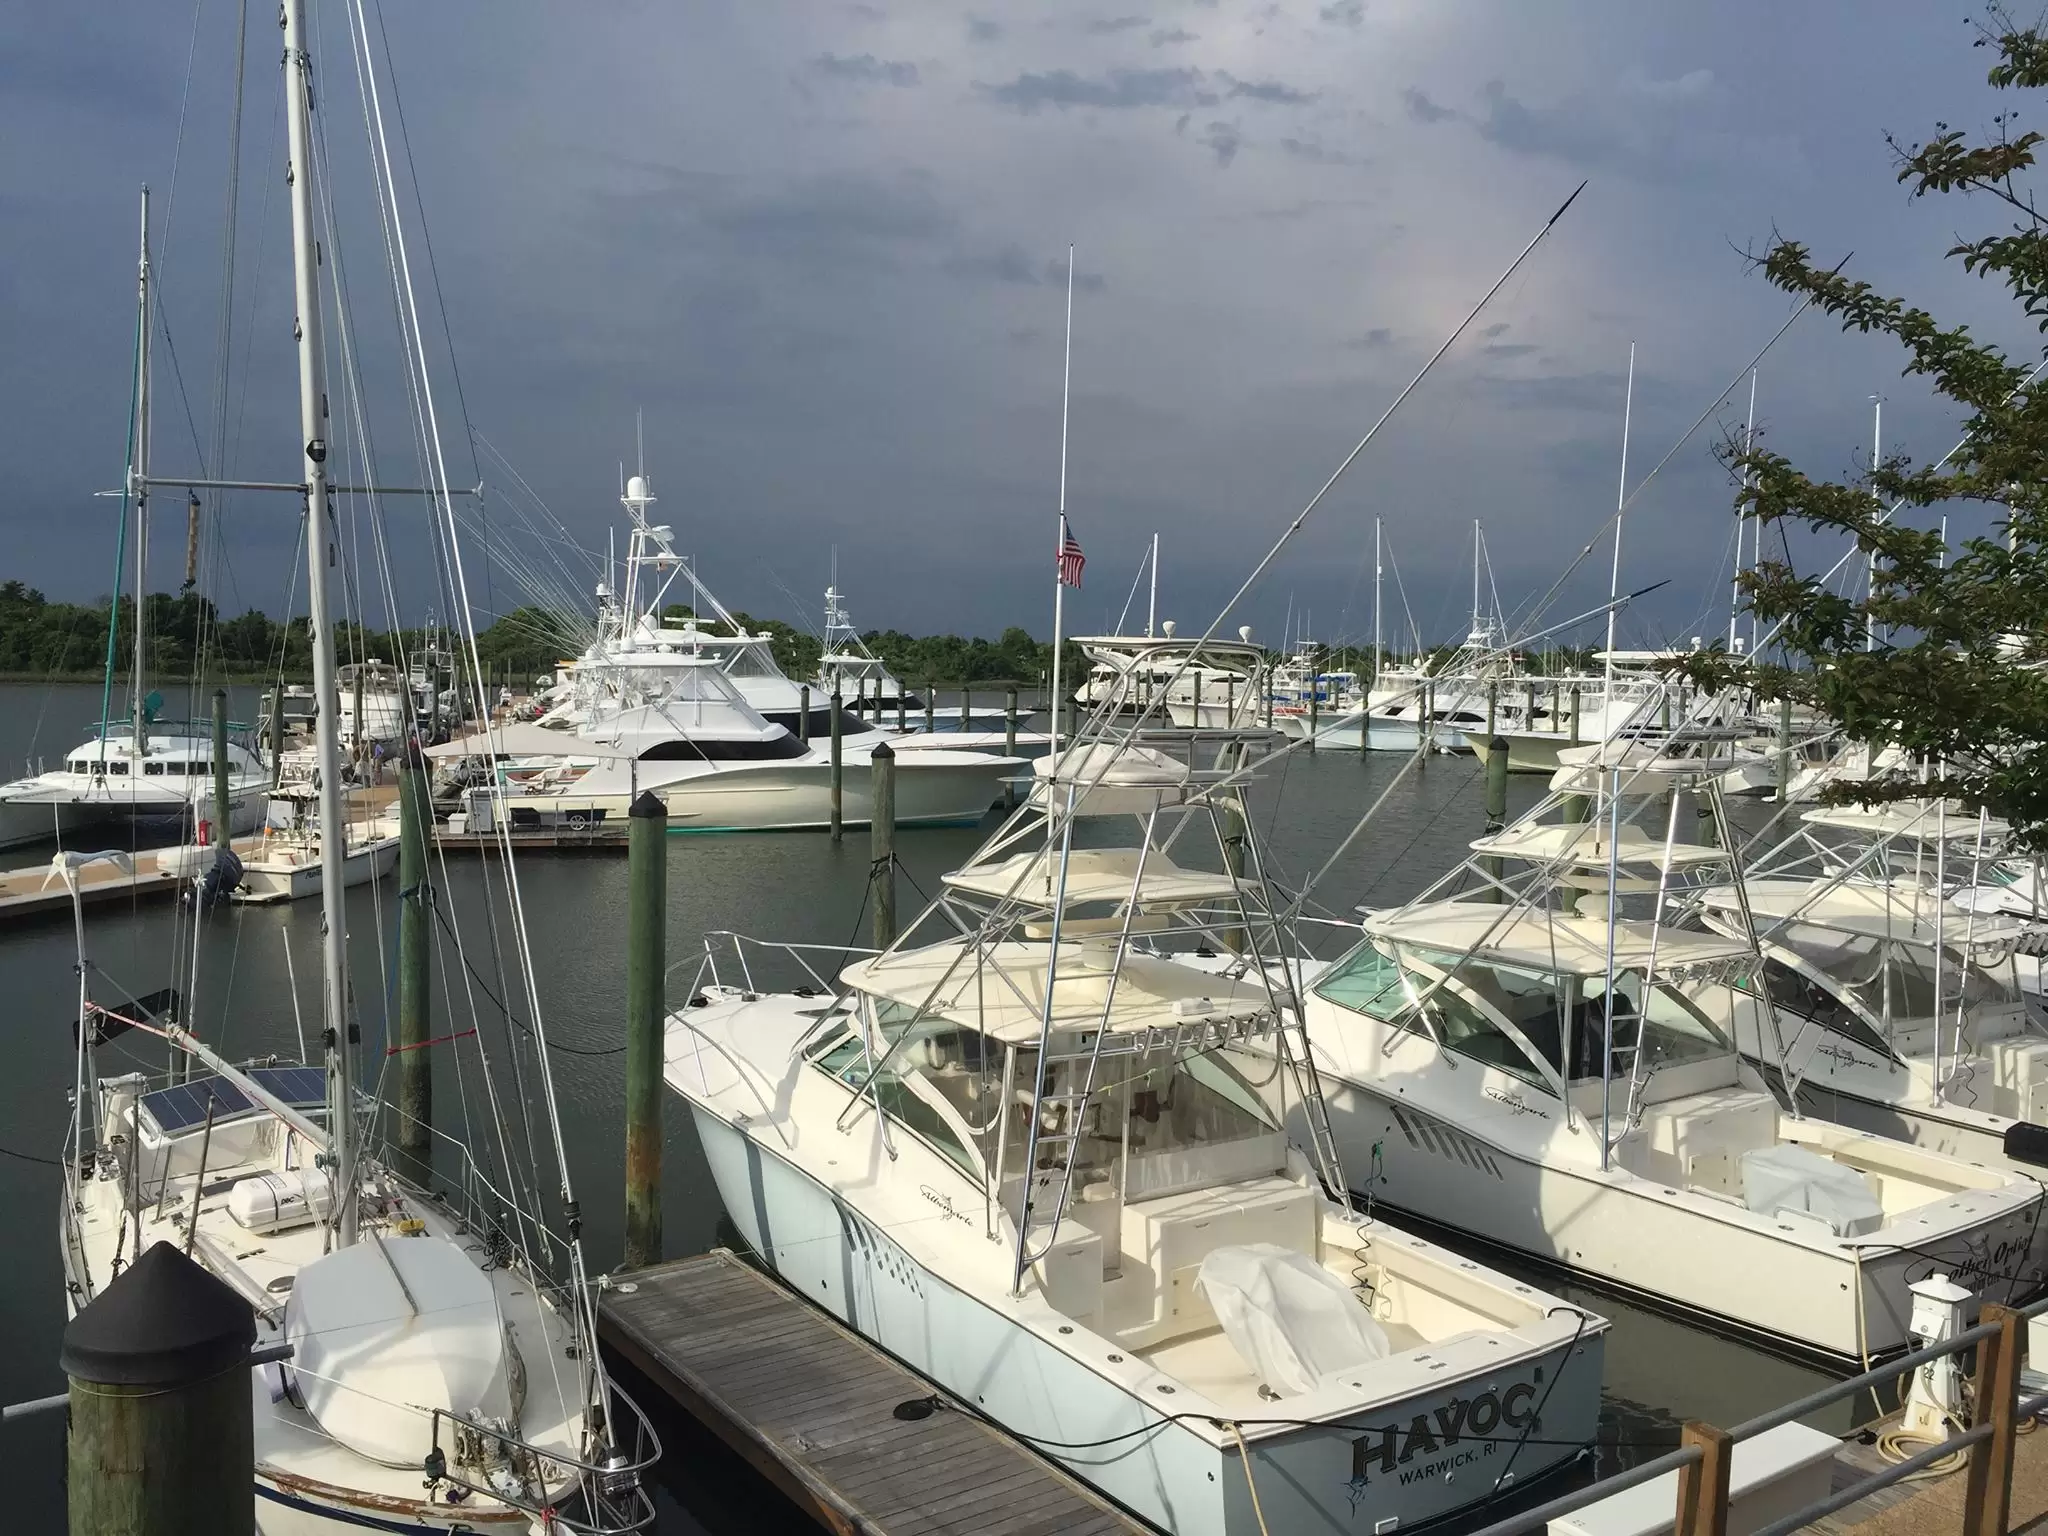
61, 1241, 255, 1387
871, 740, 894, 762
629, 790, 666, 821
1490, 736, 1509, 754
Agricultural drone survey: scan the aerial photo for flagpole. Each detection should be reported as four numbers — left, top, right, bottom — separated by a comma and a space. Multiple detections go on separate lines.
1050, 243, 1075, 760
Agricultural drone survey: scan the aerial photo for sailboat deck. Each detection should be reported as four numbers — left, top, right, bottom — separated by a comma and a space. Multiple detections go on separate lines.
597, 1249, 1143, 1535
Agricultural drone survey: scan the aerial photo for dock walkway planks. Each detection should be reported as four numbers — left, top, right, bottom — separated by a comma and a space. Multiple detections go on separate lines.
597, 1249, 1144, 1536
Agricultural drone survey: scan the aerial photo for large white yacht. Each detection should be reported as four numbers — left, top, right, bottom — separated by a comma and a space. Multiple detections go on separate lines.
1290, 755, 2048, 1362
451, 661, 1012, 832
666, 637, 1609, 1535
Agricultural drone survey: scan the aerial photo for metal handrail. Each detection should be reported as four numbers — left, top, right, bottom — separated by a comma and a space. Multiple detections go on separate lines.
1470, 1298, 2048, 1536
425, 1386, 662, 1535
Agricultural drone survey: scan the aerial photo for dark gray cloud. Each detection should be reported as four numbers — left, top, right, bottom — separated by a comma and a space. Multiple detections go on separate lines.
944, 244, 1043, 284
1083, 15, 1151, 34
978, 66, 1206, 111
1279, 134, 1364, 166
0, 2, 2011, 652
1199, 120, 1243, 167
978, 64, 1312, 113
1403, 86, 1457, 124
811, 52, 921, 86
1220, 72, 1315, 106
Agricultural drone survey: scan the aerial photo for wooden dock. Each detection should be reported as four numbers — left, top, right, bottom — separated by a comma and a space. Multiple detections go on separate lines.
0, 852, 182, 921
596, 1249, 1144, 1536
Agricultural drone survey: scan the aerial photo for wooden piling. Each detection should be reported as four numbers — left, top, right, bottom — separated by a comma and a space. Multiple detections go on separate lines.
1775, 696, 1793, 804
1964, 1302, 2022, 1536
1568, 682, 1582, 747
352, 667, 366, 773
397, 744, 432, 1182
210, 690, 230, 853
798, 684, 810, 743
1673, 1421, 1733, 1536
624, 789, 667, 1271
1306, 667, 1318, 752
63, 1241, 255, 1536
268, 680, 284, 789
1483, 735, 1509, 900
1005, 686, 1019, 808
871, 742, 896, 950
959, 682, 970, 734
896, 686, 906, 731
923, 677, 935, 736
830, 688, 844, 843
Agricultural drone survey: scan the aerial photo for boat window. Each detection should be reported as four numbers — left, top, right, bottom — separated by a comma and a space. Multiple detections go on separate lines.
1581, 972, 1732, 1076
721, 642, 787, 680
810, 1015, 983, 1182
1315, 943, 1564, 1090
1740, 958, 1894, 1058
144, 761, 165, 775
637, 735, 808, 762
108, 760, 128, 775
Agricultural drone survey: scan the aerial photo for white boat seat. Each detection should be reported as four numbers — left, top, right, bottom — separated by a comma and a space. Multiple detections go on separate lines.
1195, 1243, 1388, 1397
1741, 1143, 1884, 1237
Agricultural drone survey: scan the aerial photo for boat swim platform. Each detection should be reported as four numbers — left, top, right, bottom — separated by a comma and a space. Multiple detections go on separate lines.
596, 1248, 1143, 1536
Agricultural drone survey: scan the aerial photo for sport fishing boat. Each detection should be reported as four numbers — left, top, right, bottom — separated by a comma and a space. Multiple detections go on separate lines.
57, 11, 655, 1528
1292, 751, 2048, 1362
666, 636, 1608, 1535
1671, 799, 2048, 1168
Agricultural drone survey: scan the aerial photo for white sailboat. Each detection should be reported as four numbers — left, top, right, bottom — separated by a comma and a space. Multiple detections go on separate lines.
664, 632, 1609, 1535
59, 7, 654, 1528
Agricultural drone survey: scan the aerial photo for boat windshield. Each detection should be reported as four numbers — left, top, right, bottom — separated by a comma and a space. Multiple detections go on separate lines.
1772, 922, 2018, 1024
1317, 940, 1734, 1087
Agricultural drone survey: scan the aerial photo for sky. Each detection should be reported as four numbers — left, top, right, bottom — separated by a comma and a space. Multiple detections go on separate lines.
1, 1, 2035, 653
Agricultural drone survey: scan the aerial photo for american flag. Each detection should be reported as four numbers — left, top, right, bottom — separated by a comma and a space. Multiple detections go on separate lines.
1057, 523, 1086, 588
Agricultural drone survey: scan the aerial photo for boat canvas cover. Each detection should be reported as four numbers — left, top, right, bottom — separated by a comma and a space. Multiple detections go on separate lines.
1740, 1144, 1884, 1237
285, 1235, 513, 1466
1698, 879, 2028, 950
1364, 901, 1752, 978
943, 847, 1241, 912
422, 721, 631, 760
1195, 1243, 1389, 1396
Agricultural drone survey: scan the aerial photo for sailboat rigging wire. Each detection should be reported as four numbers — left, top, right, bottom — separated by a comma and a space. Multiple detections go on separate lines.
1512, 264, 1844, 646
1181, 181, 1585, 656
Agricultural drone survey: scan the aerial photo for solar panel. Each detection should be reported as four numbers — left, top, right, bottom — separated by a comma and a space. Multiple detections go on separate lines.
139, 1077, 255, 1134
249, 1065, 327, 1108
138, 1066, 327, 1135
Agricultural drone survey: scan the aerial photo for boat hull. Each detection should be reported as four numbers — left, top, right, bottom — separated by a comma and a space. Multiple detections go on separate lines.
0, 784, 265, 852
1314, 1076, 2043, 1360
687, 1103, 1603, 1536
230, 836, 400, 905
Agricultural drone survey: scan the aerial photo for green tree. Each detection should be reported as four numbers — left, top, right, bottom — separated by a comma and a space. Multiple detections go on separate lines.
1687, 10, 2048, 848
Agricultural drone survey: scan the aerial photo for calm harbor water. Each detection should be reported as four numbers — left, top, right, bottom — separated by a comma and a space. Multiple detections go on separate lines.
0, 683, 1855, 1530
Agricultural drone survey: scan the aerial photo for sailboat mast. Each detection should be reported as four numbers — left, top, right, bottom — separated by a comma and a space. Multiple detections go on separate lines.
282, 0, 357, 1247
1372, 517, 1382, 691
1049, 244, 1074, 759
1147, 531, 1158, 638
1602, 343, 1636, 702
133, 189, 152, 757
1867, 395, 1882, 653
1471, 519, 1481, 633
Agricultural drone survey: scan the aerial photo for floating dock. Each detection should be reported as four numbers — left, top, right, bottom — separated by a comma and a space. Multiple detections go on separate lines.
0, 853, 182, 921
596, 1249, 1142, 1535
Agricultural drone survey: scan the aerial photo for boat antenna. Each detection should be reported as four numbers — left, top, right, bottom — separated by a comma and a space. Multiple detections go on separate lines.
1602, 341, 1635, 701
1049, 243, 1076, 759
1148, 531, 1158, 638
1731, 368, 1757, 653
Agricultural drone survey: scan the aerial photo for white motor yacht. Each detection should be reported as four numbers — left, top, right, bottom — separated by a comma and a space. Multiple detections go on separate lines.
666, 637, 1609, 1535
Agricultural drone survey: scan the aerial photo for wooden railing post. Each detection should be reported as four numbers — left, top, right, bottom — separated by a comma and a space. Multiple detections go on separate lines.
1964, 1303, 2022, 1536
1674, 1421, 1732, 1536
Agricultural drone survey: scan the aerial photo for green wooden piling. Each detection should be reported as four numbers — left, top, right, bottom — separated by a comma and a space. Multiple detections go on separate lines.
1004, 686, 1019, 808
871, 742, 897, 949
267, 680, 284, 790
923, 678, 935, 736
1776, 697, 1793, 804
397, 744, 432, 1182
959, 682, 970, 734
624, 789, 666, 1271
63, 1242, 255, 1536
210, 690, 230, 853
1483, 735, 1510, 900
799, 684, 811, 743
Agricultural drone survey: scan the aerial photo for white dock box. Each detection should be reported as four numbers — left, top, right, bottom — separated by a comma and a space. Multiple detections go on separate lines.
1547, 1422, 1839, 1536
